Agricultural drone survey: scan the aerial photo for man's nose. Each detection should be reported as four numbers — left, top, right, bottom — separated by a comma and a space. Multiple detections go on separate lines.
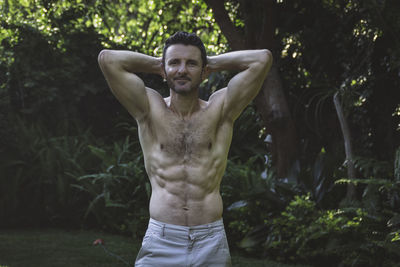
177, 63, 187, 74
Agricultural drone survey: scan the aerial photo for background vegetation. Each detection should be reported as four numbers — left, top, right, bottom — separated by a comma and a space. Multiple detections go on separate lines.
1, 0, 399, 266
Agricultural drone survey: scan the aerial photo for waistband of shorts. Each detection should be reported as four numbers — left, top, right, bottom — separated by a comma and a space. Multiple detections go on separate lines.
148, 217, 224, 234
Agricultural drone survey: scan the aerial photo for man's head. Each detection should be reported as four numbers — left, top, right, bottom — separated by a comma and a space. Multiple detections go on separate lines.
162, 32, 208, 95
162, 31, 207, 68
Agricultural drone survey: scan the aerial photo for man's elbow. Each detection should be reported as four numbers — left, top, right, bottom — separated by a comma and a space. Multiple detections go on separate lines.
98, 49, 114, 67
259, 49, 273, 69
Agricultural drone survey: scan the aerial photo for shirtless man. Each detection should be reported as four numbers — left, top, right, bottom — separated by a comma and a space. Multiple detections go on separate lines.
98, 31, 272, 266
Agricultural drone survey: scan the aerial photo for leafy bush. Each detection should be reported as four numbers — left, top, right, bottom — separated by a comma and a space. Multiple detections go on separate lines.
222, 156, 304, 249
262, 194, 400, 267
264, 195, 360, 265
72, 136, 150, 238
0, 116, 96, 227
0, 114, 149, 237
228, 147, 400, 266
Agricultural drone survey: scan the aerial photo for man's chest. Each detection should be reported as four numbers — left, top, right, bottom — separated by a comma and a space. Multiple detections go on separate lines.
154, 113, 216, 158
138, 101, 233, 161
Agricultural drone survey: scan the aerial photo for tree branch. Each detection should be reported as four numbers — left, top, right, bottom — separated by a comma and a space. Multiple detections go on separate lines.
204, 0, 245, 50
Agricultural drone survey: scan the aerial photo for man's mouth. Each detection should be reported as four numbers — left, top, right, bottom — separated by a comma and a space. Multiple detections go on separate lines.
174, 77, 190, 82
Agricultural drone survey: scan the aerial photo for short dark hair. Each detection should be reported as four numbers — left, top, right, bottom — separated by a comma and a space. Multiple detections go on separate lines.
162, 31, 207, 68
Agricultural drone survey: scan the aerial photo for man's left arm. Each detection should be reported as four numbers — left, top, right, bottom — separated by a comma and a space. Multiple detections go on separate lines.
207, 49, 273, 121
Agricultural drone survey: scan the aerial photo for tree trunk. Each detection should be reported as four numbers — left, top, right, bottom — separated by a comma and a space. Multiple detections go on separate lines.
254, 65, 298, 178
205, 0, 298, 178
333, 92, 356, 200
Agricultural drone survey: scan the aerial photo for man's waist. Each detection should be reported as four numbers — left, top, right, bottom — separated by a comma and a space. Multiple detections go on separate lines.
149, 217, 224, 230
146, 217, 225, 241
149, 191, 223, 225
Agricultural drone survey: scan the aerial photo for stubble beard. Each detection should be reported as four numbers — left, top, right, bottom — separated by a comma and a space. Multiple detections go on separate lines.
167, 76, 201, 96
165, 69, 203, 96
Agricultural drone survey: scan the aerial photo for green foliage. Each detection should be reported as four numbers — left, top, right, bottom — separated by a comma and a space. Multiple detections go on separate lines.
279, 0, 399, 165
230, 105, 266, 161
353, 156, 393, 178
0, 115, 95, 227
335, 147, 400, 216
222, 158, 302, 248
1, 1, 106, 117
91, 0, 227, 54
295, 147, 346, 207
264, 195, 360, 265
72, 136, 150, 238
222, 157, 267, 238
234, 148, 400, 266
0, 113, 149, 237
262, 195, 400, 267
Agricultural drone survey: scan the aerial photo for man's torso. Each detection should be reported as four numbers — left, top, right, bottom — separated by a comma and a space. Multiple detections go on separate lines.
137, 88, 233, 226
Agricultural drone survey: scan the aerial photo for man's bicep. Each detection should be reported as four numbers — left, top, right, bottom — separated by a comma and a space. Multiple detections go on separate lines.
100, 61, 150, 119
223, 67, 266, 120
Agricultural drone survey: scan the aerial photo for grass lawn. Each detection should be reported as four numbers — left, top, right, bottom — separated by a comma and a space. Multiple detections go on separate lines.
0, 229, 309, 267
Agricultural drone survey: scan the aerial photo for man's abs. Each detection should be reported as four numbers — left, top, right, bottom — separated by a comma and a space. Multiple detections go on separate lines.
148, 184, 223, 226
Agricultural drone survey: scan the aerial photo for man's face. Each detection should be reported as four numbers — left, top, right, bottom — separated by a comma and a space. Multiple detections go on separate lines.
163, 44, 204, 95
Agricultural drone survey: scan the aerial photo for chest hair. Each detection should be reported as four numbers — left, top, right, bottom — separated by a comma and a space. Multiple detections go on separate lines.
161, 118, 212, 158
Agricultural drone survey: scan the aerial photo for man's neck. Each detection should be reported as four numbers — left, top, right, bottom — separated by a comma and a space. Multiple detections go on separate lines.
168, 90, 200, 119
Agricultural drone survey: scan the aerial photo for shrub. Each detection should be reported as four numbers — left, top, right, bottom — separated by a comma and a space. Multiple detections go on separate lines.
0, 116, 96, 227
263, 194, 400, 267
72, 136, 149, 238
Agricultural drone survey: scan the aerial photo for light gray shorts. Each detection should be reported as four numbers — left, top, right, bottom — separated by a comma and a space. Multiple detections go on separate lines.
135, 218, 232, 267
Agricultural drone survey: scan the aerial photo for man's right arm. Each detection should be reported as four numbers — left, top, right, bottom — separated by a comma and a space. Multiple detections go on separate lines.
97, 50, 162, 120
